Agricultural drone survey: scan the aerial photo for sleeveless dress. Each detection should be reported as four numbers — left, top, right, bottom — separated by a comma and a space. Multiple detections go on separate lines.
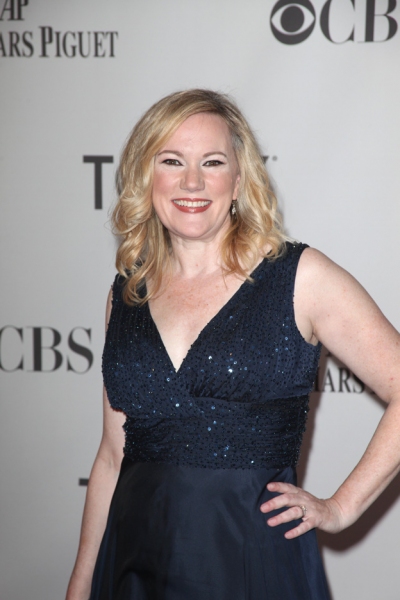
90, 242, 331, 600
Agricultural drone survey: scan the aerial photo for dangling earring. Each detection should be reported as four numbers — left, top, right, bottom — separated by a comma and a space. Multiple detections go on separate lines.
231, 199, 237, 216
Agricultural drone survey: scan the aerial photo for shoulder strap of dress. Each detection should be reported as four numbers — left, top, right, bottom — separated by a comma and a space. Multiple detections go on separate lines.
253, 242, 309, 299
279, 241, 309, 296
111, 273, 125, 305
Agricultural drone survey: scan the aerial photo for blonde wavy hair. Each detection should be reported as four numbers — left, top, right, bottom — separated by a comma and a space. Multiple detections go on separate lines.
113, 89, 287, 305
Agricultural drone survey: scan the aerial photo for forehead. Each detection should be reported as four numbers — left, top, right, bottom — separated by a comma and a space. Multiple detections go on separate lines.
162, 112, 233, 150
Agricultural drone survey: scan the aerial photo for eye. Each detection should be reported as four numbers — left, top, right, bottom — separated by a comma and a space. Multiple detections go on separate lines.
204, 159, 224, 166
162, 158, 182, 166
270, 0, 316, 44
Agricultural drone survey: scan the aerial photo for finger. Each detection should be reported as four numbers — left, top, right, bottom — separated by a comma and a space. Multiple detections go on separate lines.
266, 506, 305, 527
260, 492, 301, 513
284, 519, 314, 539
266, 482, 299, 494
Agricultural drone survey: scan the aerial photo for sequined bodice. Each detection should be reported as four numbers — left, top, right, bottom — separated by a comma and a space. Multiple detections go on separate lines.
102, 242, 320, 469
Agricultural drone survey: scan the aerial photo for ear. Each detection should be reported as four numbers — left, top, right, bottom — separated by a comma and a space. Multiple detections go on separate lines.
233, 173, 241, 199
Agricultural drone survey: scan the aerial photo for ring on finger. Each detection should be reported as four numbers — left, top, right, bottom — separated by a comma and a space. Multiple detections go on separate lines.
300, 505, 307, 518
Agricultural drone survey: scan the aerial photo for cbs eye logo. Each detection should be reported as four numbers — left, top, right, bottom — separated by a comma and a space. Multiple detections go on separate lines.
270, 0, 398, 44
271, 0, 316, 44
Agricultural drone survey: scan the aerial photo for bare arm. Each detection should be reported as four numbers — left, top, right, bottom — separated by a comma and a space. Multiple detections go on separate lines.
261, 248, 400, 537
66, 290, 126, 600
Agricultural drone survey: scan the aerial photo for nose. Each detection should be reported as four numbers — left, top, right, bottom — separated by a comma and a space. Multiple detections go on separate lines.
180, 164, 205, 192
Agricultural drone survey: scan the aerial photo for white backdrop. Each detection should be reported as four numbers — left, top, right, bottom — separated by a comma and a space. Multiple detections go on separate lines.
1, 1, 399, 599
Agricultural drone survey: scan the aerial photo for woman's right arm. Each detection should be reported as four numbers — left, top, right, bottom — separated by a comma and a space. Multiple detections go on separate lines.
66, 290, 126, 600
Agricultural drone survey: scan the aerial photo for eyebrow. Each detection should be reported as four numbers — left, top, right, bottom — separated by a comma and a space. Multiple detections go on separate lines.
157, 150, 228, 158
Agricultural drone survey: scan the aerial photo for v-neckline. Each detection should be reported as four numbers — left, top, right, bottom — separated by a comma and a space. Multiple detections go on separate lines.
146, 257, 267, 375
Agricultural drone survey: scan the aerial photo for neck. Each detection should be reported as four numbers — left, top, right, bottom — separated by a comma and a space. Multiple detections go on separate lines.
168, 235, 225, 279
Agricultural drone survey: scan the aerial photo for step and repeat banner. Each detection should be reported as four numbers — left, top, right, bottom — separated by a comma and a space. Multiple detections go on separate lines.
1, 1, 399, 598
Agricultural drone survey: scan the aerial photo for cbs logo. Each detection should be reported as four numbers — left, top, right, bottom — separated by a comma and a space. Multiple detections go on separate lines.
270, 0, 398, 44
0, 326, 93, 373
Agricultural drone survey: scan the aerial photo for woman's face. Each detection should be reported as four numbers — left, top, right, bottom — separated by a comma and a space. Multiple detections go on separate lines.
152, 112, 240, 244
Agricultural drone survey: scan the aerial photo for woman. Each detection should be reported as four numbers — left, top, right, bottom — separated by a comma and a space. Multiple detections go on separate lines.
66, 89, 400, 600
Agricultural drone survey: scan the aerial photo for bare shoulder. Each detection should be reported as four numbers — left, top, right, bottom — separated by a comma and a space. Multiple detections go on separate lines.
295, 247, 400, 401
296, 246, 378, 315
293, 247, 358, 345
296, 246, 356, 286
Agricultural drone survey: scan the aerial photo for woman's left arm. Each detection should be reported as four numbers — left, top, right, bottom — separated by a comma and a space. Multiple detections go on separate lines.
260, 247, 400, 539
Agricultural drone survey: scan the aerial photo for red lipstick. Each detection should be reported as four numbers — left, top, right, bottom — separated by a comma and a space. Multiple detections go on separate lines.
172, 198, 212, 214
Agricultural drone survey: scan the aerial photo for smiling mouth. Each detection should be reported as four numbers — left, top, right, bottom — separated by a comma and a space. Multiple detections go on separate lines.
173, 199, 211, 207
171, 198, 212, 213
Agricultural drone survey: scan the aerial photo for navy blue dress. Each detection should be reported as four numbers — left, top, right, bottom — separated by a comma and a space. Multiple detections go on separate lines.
90, 242, 331, 599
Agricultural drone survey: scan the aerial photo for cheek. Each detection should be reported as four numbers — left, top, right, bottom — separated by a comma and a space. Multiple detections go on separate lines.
152, 172, 175, 211
213, 173, 239, 197
152, 172, 170, 196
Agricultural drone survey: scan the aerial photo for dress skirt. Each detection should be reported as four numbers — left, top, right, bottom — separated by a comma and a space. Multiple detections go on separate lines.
90, 457, 331, 600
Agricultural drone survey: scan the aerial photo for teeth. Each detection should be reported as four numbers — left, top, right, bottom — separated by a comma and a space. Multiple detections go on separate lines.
174, 200, 210, 207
